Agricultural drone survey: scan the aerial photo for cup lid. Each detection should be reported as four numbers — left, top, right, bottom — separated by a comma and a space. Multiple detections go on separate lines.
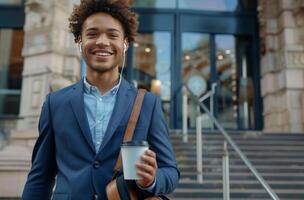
121, 141, 149, 147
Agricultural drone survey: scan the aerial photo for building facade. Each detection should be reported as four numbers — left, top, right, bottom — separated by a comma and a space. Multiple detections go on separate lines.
0, 0, 303, 197
259, 0, 304, 132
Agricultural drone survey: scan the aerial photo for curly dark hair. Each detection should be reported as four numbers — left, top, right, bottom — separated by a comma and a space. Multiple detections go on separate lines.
69, 0, 138, 43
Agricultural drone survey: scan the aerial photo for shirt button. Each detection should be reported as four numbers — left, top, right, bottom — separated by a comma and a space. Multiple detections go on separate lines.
93, 160, 100, 169
99, 98, 102, 101
93, 194, 98, 200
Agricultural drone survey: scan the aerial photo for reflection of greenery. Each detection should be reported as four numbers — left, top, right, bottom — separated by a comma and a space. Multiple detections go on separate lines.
132, 0, 156, 7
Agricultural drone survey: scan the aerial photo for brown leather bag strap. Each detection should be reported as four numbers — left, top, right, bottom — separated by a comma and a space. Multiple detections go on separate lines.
112, 89, 146, 178
123, 89, 146, 142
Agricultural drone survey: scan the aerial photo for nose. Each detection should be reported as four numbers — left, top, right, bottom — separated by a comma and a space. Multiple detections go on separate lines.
96, 34, 110, 46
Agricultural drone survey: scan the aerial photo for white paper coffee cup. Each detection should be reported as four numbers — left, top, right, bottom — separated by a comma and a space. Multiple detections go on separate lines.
121, 141, 149, 180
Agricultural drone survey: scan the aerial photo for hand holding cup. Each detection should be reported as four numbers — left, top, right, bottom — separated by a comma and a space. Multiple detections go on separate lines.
136, 149, 157, 188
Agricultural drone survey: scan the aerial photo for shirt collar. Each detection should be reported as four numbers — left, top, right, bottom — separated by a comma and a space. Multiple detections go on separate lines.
83, 75, 121, 96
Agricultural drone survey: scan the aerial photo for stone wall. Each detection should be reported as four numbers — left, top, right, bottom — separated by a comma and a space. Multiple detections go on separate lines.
259, 0, 304, 133
18, 0, 80, 131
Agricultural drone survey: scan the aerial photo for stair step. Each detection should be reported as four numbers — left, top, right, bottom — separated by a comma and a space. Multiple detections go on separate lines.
172, 190, 304, 199
180, 171, 304, 176
170, 131, 304, 199
178, 167, 304, 173
176, 158, 304, 165
172, 140, 304, 145
179, 175, 304, 181
174, 150, 304, 156
176, 182, 304, 189
173, 146, 304, 151
178, 179, 304, 185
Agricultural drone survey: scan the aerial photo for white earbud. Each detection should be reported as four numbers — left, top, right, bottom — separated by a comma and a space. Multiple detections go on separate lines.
123, 43, 127, 53
79, 43, 83, 53
120, 42, 127, 80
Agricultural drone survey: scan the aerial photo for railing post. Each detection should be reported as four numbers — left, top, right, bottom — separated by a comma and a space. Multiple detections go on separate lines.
223, 141, 230, 200
182, 86, 188, 143
196, 109, 203, 183
0, 129, 6, 150
210, 83, 217, 131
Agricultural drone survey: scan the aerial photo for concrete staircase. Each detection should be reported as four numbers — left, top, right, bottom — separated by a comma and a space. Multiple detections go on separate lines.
170, 131, 304, 200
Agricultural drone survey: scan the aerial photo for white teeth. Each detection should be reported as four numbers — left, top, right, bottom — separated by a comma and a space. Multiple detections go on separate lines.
96, 52, 111, 56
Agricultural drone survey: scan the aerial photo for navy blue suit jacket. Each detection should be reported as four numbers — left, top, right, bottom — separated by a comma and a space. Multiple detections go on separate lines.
22, 79, 179, 200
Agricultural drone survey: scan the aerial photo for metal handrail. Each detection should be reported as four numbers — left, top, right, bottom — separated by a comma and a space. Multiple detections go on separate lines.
223, 141, 230, 200
199, 83, 217, 130
182, 82, 280, 200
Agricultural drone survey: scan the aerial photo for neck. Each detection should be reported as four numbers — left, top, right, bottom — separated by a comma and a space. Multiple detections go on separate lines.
86, 69, 120, 95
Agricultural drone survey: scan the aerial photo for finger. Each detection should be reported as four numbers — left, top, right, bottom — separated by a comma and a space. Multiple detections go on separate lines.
140, 154, 157, 168
136, 162, 155, 174
145, 149, 156, 158
137, 170, 154, 181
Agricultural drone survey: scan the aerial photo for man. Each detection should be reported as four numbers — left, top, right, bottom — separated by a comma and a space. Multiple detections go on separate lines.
21, 0, 179, 199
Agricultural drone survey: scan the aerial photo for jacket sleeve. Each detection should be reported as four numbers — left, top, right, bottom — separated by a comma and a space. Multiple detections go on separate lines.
142, 96, 180, 196
22, 94, 57, 200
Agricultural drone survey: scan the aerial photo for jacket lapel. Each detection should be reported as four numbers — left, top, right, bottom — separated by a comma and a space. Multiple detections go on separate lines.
69, 80, 95, 153
99, 79, 133, 151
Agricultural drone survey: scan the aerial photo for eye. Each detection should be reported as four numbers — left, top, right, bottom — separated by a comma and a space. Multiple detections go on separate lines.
86, 32, 97, 38
108, 33, 119, 39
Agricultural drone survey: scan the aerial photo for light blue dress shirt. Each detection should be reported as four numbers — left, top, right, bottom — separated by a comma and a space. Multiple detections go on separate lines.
83, 77, 121, 152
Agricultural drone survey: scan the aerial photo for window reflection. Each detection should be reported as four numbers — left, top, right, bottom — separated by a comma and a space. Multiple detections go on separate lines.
215, 35, 237, 129
0, 0, 22, 5
179, 0, 238, 11
131, 0, 255, 11
182, 33, 211, 129
216, 35, 255, 129
131, 32, 171, 124
0, 29, 24, 116
181, 33, 255, 130
237, 37, 255, 129
132, 0, 176, 8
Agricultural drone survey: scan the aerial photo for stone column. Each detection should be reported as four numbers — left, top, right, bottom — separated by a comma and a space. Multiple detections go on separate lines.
259, 0, 304, 133
17, 0, 80, 132
294, 1, 304, 133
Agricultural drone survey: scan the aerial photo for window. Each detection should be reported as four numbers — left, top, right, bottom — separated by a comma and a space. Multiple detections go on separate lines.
130, 32, 172, 125
132, 0, 176, 8
178, 0, 255, 11
182, 33, 211, 128
0, 0, 22, 5
0, 29, 24, 116
179, 0, 238, 11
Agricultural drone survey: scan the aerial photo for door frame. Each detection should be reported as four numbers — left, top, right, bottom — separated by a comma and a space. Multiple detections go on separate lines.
131, 5, 262, 130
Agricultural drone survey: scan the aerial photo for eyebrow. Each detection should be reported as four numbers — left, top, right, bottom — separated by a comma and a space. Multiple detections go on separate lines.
85, 27, 122, 34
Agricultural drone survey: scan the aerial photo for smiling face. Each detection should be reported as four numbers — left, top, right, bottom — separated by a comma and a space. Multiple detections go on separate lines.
80, 12, 127, 77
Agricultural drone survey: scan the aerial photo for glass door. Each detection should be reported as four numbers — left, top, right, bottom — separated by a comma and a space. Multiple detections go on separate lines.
215, 35, 238, 129
132, 3, 261, 129
181, 33, 212, 129
128, 31, 172, 125
215, 35, 256, 129
182, 33, 256, 130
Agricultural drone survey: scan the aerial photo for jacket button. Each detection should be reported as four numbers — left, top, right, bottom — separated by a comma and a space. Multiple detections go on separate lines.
93, 194, 98, 200
93, 160, 100, 168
